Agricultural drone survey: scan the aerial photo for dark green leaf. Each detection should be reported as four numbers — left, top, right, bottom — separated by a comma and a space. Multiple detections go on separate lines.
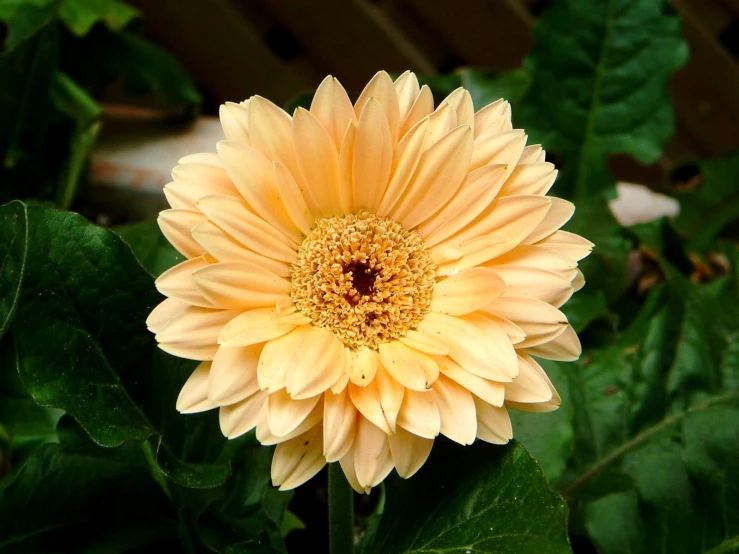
0, 0, 60, 51
10, 205, 157, 446
115, 217, 184, 277
518, 0, 687, 199
0, 201, 28, 338
361, 441, 571, 554
458, 68, 531, 107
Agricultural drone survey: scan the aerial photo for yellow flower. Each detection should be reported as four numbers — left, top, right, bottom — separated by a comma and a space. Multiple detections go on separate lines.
148, 71, 592, 493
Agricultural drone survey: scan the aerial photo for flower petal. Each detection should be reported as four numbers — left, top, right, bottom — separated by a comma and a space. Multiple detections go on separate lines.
350, 347, 380, 387
525, 197, 575, 244
378, 340, 439, 391
219, 101, 250, 145
352, 98, 394, 212
430, 267, 507, 316
176, 362, 214, 413
504, 354, 554, 404
496, 267, 574, 307
484, 296, 568, 348
432, 375, 477, 445
218, 307, 305, 348
339, 450, 366, 494
147, 298, 188, 334
273, 161, 314, 234
387, 426, 433, 478
218, 389, 267, 438
474, 99, 511, 139
397, 329, 450, 356
193, 261, 291, 310
259, 397, 323, 445
474, 398, 512, 444
348, 365, 404, 434
354, 71, 400, 145
535, 230, 594, 262
434, 356, 505, 407
257, 328, 308, 392
499, 162, 557, 197
397, 389, 440, 439
286, 326, 346, 399
208, 344, 262, 406
470, 129, 526, 172
323, 388, 358, 462
267, 388, 321, 438
525, 324, 581, 361
353, 417, 393, 490
155, 257, 213, 307
158, 209, 206, 259
293, 107, 341, 217
439, 88, 474, 128
400, 85, 434, 138
310, 75, 356, 149
157, 308, 238, 361
271, 424, 326, 491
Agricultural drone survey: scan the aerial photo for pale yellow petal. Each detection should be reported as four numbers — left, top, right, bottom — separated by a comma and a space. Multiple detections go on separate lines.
430, 267, 507, 316
273, 161, 314, 234
286, 326, 346, 399
506, 353, 561, 412
157, 308, 237, 361
348, 365, 404, 434
572, 269, 586, 292
417, 164, 507, 243
474, 399, 512, 444
217, 140, 301, 242
190, 221, 291, 277
147, 298, 188, 334
496, 268, 574, 307
525, 197, 575, 244
193, 261, 291, 310
218, 307, 304, 348
387, 426, 434, 478
484, 244, 577, 278
197, 195, 297, 263
434, 356, 505, 407
518, 144, 545, 164
331, 347, 353, 394
158, 209, 206, 259
439, 88, 474, 129
155, 257, 212, 307
257, 328, 308, 392
353, 417, 394, 490
310, 75, 357, 149
397, 329, 450, 356
417, 312, 517, 382
499, 162, 557, 197
259, 396, 323, 445
267, 388, 321, 438
293, 107, 341, 217
504, 354, 554, 404
378, 340, 439, 391
400, 85, 434, 138
535, 230, 594, 262
389, 125, 474, 230
484, 296, 568, 349
470, 129, 526, 173
337, 122, 357, 215
339, 451, 367, 494
218, 389, 267, 438
393, 70, 420, 123
323, 388, 358, 462
176, 362, 214, 413
432, 374, 477, 445
352, 98, 393, 212
219, 101, 251, 145
171, 159, 235, 192
164, 175, 238, 211
473, 99, 511, 139
525, 324, 581, 361
272, 425, 326, 491
354, 70, 400, 144
397, 389, 440, 439
350, 347, 380, 387
208, 344, 262, 406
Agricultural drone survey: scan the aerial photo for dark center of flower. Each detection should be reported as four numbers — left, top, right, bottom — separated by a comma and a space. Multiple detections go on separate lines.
345, 262, 376, 304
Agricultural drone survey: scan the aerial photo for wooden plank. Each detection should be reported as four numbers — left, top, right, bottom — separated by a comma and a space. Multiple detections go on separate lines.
402, 0, 532, 68
250, 0, 435, 95
126, 0, 316, 105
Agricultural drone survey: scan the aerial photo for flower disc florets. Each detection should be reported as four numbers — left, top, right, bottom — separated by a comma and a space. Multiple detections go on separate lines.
290, 211, 436, 350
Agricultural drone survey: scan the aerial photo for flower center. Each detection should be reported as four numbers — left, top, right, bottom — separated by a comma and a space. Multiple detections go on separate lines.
289, 211, 436, 350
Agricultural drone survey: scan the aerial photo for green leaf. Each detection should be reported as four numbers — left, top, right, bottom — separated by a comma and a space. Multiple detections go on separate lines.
361, 441, 571, 554
420, 68, 531, 107
9, 205, 158, 446
560, 262, 739, 552
518, 0, 687, 199
0, 202, 28, 338
0, 443, 177, 553
0, 0, 59, 51
115, 217, 184, 277
58, 0, 138, 36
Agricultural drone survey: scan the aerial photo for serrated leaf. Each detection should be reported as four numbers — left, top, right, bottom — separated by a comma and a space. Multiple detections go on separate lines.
361, 441, 571, 554
58, 0, 138, 36
518, 0, 688, 199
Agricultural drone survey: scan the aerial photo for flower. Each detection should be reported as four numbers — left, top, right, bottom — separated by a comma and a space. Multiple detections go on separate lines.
148, 71, 592, 493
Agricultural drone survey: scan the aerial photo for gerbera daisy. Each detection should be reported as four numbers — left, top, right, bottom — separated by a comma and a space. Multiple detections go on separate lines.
147, 71, 592, 493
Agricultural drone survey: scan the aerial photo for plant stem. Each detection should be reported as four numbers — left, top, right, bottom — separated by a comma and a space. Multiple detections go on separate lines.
328, 462, 355, 554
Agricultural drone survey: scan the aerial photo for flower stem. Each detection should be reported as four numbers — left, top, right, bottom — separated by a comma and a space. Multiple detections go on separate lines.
328, 462, 355, 554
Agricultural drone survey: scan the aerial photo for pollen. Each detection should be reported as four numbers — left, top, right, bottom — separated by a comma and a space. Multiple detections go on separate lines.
289, 211, 436, 350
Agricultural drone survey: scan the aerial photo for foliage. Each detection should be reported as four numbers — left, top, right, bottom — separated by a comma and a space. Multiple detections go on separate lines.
1, 0, 738, 552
